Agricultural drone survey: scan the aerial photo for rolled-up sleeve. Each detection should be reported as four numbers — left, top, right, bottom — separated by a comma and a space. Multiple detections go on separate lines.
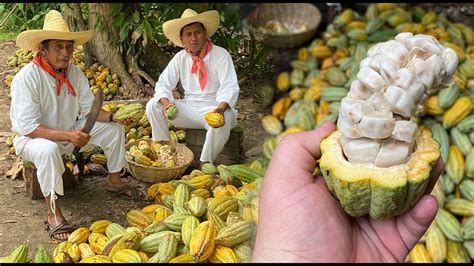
216, 51, 240, 109
154, 55, 180, 102
10, 71, 41, 136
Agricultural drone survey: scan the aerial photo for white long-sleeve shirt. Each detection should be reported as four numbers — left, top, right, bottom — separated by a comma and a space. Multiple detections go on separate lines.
154, 44, 240, 108
10, 62, 93, 154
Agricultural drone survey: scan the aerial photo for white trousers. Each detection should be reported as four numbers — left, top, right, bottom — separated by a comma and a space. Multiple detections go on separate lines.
15, 121, 126, 199
146, 97, 237, 163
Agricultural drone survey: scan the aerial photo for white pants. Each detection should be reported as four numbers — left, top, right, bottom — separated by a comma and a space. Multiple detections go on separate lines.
146, 97, 237, 163
14, 121, 126, 199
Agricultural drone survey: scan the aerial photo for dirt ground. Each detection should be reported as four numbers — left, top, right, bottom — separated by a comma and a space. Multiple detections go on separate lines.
0, 40, 273, 258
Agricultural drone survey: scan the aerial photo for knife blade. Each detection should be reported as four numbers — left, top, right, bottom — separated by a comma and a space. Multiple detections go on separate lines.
73, 87, 104, 179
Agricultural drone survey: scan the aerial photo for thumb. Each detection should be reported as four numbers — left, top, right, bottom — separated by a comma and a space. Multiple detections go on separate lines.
265, 122, 336, 183
395, 195, 438, 259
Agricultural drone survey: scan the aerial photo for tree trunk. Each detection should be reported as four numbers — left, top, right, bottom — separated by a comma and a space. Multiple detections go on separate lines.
72, 3, 93, 68
87, 3, 141, 99
63, 4, 74, 30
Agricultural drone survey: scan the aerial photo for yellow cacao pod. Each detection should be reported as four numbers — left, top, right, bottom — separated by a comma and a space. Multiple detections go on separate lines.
446, 145, 465, 184
424, 95, 444, 116
89, 220, 112, 235
204, 111, 225, 128
126, 209, 152, 229
68, 227, 91, 244
79, 255, 111, 263
447, 240, 471, 263
111, 248, 143, 263
169, 253, 196, 263
67, 243, 81, 263
189, 221, 216, 262
78, 243, 95, 260
443, 96, 472, 128
276, 72, 290, 92
158, 182, 175, 195
271, 96, 292, 120
409, 243, 432, 263
181, 215, 201, 247
142, 204, 163, 215
425, 222, 447, 263
208, 244, 239, 263
311, 46, 332, 59
261, 115, 283, 136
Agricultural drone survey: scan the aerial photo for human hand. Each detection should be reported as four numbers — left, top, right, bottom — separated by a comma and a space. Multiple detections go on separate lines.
251, 121, 444, 263
68, 128, 91, 147
161, 102, 176, 117
112, 115, 134, 126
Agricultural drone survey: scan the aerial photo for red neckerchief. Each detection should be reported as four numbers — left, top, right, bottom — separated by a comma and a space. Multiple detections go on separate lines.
32, 54, 77, 97
187, 39, 213, 91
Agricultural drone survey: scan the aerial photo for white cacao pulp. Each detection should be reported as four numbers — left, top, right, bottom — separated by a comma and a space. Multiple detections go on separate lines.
339, 33, 458, 167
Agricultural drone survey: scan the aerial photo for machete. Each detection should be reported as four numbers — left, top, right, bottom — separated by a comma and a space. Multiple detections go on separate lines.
73, 87, 104, 181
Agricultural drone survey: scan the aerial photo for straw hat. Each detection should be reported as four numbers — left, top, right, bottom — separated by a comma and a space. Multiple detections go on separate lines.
16, 10, 93, 51
163, 9, 220, 47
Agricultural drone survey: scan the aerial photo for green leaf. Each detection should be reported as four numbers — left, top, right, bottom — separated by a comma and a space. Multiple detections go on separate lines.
119, 22, 130, 43
132, 11, 140, 24
143, 19, 153, 41
112, 13, 125, 28
109, 3, 123, 17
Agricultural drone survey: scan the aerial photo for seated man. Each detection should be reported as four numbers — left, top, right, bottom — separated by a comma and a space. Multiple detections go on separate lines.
146, 9, 240, 167
10, 10, 141, 241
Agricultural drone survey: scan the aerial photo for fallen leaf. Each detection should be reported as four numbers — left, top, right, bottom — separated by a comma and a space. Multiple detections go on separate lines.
5, 157, 23, 179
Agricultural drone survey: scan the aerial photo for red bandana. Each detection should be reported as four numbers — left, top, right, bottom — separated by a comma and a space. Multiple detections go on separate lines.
32, 54, 76, 97
187, 40, 213, 91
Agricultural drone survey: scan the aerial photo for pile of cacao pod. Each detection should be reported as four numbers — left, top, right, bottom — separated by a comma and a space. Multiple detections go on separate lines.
262, 3, 474, 263
83, 62, 121, 101
126, 140, 179, 168
3, 46, 122, 101
0, 160, 265, 263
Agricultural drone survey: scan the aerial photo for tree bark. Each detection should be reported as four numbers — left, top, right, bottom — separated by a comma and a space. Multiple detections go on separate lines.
63, 4, 74, 30
72, 3, 93, 68
87, 3, 141, 98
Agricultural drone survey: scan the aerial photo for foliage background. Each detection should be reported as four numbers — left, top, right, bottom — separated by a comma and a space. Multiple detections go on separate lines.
0, 3, 270, 81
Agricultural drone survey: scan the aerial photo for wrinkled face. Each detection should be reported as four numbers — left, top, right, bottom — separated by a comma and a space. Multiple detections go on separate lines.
180, 22, 207, 54
39, 39, 74, 69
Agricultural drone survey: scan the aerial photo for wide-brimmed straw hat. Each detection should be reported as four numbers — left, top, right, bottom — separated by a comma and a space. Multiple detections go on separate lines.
163, 9, 220, 47
16, 10, 93, 51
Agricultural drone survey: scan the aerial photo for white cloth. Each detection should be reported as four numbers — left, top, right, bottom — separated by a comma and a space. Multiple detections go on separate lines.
9, 62, 126, 201
146, 45, 240, 163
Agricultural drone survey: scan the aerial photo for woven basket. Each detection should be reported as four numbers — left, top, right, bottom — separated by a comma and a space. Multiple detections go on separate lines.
249, 3, 321, 49
125, 140, 194, 183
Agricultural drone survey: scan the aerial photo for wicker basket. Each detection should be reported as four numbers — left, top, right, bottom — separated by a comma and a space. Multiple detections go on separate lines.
125, 140, 194, 183
249, 3, 321, 49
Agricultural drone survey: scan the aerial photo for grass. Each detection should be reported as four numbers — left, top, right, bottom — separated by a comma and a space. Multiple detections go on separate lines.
0, 30, 18, 42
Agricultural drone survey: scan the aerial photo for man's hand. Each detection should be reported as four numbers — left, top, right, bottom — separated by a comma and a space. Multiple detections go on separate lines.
68, 128, 91, 147
159, 97, 175, 117
111, 114, 134, 126
251, 121, 444, 263
213, 101, 229, 115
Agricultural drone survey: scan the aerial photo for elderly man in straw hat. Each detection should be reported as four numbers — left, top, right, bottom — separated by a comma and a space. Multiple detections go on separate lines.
10, 10, 142, 241
146, 9, 240, 167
